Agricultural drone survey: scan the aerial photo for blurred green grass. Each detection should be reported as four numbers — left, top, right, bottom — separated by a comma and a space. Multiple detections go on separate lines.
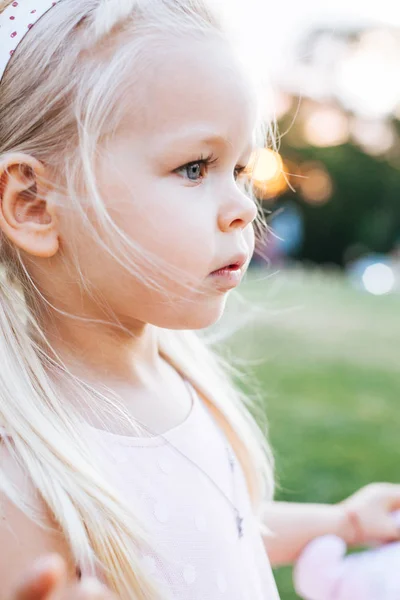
229, 267, 400, 600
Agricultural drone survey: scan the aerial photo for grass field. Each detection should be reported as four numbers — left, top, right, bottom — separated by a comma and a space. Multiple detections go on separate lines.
227, 267, 400, 600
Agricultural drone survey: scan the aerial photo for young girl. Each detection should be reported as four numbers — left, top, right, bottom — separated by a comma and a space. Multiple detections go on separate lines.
1, 1, 400, 599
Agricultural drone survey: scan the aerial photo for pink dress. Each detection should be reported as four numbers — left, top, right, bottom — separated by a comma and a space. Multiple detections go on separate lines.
84, 382, 281, 599
3, 384, 281, 599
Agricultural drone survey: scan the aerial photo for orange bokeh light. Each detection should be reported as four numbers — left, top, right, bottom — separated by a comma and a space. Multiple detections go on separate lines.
299, 162, 333, 205
249, 148, 288, 200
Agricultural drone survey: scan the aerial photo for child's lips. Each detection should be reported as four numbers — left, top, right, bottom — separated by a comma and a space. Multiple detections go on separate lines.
208, 259, 247, 290
209, 253, 248, 275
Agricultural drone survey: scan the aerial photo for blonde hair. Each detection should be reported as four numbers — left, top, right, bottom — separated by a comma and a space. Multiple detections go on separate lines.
0, 1, 276, 598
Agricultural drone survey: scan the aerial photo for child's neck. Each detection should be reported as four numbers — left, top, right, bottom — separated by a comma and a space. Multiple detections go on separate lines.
43, 320, 192, 436
44, 316, 160, 382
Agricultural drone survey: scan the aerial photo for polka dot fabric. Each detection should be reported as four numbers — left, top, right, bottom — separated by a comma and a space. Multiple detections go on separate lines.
0, 383, 281, 598
82, 384, 281, 599
0, 0, 61, 83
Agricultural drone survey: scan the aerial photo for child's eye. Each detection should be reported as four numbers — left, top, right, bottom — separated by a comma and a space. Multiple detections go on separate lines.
176, 160, 208, 181
174, 154, 217, 182
234, 165, 248, 181
174, 154, 248, 183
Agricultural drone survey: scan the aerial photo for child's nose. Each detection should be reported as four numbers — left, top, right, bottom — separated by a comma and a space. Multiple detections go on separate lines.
217, 189, 258, 233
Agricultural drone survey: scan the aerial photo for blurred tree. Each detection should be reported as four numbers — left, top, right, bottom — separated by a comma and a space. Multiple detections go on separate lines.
264, 23, 400, 267
273, 136, 400, 266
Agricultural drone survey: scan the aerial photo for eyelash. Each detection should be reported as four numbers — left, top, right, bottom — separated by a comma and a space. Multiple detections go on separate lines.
175, 153, 248, 183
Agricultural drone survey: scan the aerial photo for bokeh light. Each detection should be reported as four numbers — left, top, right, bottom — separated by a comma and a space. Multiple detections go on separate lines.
250, 148, 288, 200
334, 29, 400, 119
362, 262, 395, 295
350, 118, 396, 156
298, 162, 334, 205
252, 148, 283, 180
303, 106, 350, 147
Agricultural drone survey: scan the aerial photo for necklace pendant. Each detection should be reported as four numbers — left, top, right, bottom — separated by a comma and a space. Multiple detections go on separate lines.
236, 513, 244, 539
227, 448, 235, 471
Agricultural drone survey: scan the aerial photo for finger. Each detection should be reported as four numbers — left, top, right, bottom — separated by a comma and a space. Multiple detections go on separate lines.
13, 555, 66, 600
388, 484, 400, 510
378, 515, 400, 543
392, 510, 400, 528
390, 511, 400, 540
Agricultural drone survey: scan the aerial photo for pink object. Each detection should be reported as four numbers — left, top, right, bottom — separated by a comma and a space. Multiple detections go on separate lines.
294, 511, 400, 600
0, 384, 280, 599
0, 0, 61, 83
81, 384, 280, 598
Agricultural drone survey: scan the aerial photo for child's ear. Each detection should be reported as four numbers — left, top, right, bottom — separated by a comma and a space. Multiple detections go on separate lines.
0, 153, 59, 258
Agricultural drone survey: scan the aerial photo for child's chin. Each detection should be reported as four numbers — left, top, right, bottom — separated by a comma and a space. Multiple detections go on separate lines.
167, 297, 229, 331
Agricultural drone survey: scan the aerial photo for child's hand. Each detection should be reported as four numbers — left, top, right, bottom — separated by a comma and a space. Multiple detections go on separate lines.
339, 483, 400, 546
11, 554, 116, 600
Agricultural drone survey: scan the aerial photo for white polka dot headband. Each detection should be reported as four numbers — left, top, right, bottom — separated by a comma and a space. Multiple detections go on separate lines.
0, 0, 61, 84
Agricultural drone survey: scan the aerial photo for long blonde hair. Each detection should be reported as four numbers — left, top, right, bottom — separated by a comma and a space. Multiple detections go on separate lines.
0, 1, 276, 598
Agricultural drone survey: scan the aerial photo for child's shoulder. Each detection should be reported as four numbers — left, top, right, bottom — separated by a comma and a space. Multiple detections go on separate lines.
0, 439, 78, 595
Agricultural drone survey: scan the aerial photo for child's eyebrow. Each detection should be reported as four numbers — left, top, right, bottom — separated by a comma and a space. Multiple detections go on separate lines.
156, 128, 254, 157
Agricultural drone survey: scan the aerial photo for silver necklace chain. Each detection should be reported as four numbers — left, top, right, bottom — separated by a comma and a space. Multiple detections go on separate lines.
124, 379, 244, 540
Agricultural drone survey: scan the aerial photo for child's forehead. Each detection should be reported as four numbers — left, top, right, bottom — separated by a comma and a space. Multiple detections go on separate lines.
120, 36, 258, 147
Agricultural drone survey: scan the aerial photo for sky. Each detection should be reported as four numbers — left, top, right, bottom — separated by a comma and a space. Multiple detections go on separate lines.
222, 0, 400, 77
